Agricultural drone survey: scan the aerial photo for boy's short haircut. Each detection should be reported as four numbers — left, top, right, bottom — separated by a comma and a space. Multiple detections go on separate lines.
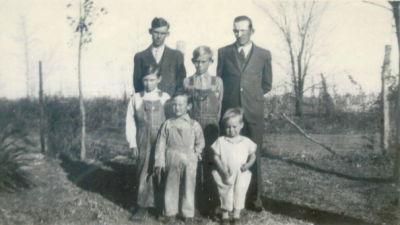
151, 17, 170, 29
142, 64, 160, 78
222, 107, 244, 125
192, 46, 213, 61
173, 91, 193, 105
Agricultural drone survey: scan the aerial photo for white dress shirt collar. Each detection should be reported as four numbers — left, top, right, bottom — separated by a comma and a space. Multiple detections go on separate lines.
237, 42, 253, 58
152, 45, 165, 63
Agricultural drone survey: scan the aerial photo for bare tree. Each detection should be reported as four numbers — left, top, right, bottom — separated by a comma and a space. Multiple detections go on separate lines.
319, 73, 334, 116
254, 0, 328, 117
13, 16, 36, 99
66, 0, 106, 160
38, 61, 46, 154
347, 74, 367, 112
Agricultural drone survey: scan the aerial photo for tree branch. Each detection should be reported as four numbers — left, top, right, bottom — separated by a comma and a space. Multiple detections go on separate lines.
279, 113, 337, 155
362, 0, 391, 11
302, 81, 322, 94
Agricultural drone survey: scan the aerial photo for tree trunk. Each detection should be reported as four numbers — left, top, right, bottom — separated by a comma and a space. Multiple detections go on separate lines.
389, 1, 400, 191
295, 91, 303, 117
23, 28, 31, 99
381, 45, 391, 154
78, 24, 86, 161
397, 35, 400, 184
38, 61, 46, 154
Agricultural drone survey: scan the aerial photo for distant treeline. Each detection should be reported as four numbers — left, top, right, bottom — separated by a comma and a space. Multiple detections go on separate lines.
264, 93, 382, 134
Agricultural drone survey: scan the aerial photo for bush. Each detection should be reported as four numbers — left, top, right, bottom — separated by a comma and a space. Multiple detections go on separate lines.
0, 121, 33, 192
0, 98, 40, 132
46, 96, 81, 159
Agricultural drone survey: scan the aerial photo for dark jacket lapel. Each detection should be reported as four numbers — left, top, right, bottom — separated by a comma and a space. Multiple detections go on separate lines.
242, 44, 255, 72
159, 46, 171, 67
229, 44, 243, 72
230, 43, 255, 73
144, 46, 157, 65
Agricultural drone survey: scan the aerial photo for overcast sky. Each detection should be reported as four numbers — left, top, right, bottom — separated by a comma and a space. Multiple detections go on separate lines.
0, 0, 397, 99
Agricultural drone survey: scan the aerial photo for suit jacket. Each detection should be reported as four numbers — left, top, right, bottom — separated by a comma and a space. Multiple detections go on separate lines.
217, 43, 272, 124
133, 46, 186, 96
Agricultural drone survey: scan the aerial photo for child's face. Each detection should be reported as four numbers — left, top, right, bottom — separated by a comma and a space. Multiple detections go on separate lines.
142, 73, 160, 92
225, 116, 243, 138
192, 54, 212, 75
172, 95, 191, 117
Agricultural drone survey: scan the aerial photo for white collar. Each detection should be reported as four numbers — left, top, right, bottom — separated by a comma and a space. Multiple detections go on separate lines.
152, 44, 165, 52
237, 42, 253, 57
224, 135, 244, 144
143, 87, 160, 95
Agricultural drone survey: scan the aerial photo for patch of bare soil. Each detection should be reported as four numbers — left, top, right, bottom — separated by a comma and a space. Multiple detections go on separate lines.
0, 153, 132, 225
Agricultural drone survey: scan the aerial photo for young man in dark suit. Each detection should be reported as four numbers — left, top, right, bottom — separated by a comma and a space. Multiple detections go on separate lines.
133, 17, 186, 96
217, 15, 273, 212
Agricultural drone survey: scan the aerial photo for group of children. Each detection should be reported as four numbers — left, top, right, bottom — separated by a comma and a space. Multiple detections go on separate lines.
126, 46, 257, 224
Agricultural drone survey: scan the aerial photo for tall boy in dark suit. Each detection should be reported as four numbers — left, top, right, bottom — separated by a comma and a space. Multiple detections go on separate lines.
133, 17, 186, 96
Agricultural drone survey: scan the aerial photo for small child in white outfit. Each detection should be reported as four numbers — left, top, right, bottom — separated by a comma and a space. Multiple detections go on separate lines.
211, 107, 256, 224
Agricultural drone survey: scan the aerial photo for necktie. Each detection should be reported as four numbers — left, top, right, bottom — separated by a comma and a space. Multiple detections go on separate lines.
154, 48, 160, 64
239, 48, 246, 68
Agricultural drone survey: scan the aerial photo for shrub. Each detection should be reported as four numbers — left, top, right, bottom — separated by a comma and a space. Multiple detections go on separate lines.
0, 121, 33, 192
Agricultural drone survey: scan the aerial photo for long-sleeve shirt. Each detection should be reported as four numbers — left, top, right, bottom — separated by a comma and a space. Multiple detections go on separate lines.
154, 114, 205, 168
125, 88, 170, 148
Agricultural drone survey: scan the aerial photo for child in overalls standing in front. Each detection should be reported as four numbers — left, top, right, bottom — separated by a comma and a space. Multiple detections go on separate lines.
125, 64, 170, 220
183, 46, 223, 215
154, 93, 205, 223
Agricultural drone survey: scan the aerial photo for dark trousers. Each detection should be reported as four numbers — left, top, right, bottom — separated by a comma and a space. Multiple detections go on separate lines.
197, 122, 220, 215
242, 117, 263, 206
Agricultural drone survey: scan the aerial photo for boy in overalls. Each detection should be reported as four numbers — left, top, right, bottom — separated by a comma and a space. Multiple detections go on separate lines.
183, 46, 223, 215
126, 64, 170, 219
154, 93, 205, 223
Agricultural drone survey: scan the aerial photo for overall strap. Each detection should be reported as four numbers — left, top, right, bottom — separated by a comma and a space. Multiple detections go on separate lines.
189, 118, 195, 127
188, 76, 195, 87
211, 76, 216, 86
188, 76, 196, 99
211, 76, 217, 91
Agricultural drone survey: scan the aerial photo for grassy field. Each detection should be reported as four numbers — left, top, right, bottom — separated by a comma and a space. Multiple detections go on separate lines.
0, 98, 398, 224
263, 134, 398, 225
77, 131, 399, 224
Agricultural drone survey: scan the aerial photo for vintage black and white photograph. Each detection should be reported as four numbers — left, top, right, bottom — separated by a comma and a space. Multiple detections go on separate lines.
1, 0, 400, 224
